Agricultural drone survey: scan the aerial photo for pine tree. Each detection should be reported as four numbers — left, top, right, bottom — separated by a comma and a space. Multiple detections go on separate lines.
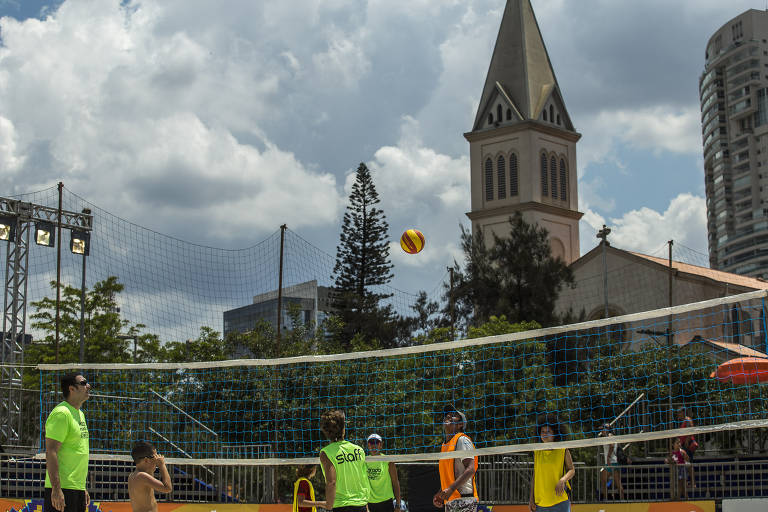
332, 162, 396, 347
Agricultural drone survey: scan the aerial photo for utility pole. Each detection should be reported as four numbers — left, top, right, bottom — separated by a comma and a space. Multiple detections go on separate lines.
276, 224, 287, 357
447, 266, 455, 340
55, 182, 63, 363
596, 225, 611, 318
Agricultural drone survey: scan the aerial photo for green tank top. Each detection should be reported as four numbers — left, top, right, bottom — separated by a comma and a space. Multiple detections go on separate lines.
321, 440, 370, 508
366, 460, 394, 503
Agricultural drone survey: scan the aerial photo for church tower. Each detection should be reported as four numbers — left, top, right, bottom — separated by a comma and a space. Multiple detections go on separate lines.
465, 0, 582, 264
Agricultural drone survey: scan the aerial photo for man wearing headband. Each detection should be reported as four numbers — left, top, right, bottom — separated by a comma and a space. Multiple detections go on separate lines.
433, 406, 478, 512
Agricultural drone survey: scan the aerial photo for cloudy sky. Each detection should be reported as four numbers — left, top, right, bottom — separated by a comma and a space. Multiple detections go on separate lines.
0, 0, 759, 297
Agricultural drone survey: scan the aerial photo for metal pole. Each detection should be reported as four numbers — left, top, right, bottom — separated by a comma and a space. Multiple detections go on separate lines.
55, 182, 63, 363
448, 266, 455, 340
667, 240, 674, 431
78, 249, 86, 364
596, 225, 611, 318
276, 224, 286, 357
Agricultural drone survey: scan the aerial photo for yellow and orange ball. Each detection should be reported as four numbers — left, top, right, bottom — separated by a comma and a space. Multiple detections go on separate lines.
400, 229, 425, 254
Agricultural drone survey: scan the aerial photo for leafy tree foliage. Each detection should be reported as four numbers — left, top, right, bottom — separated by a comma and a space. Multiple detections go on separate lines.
26, 276, 159, 365
449, 212, 574, 331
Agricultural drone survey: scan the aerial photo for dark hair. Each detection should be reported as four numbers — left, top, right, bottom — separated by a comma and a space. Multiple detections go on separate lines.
297, 464, 316, 478
537, 413, 568, 442
131, 441, 156, 463
60, 373, 82, 398
320, 410, 345, 441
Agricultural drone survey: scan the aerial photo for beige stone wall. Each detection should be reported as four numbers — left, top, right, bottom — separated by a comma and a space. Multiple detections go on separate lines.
555, 249, 763, 350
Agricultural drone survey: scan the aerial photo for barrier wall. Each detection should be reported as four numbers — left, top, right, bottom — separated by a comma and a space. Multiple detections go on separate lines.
477, 504, 716, 512
722, 499, 768, 512
0, 500, 717, 512
0, 500, 292, 512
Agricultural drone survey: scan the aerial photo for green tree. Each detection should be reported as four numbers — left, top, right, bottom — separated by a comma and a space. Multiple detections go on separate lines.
451, 213, 574, 329
332, 162, 398, 348
26, 276, 155, 365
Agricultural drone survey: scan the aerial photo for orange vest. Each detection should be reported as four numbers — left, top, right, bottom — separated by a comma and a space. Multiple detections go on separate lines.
439, 432, 478, 501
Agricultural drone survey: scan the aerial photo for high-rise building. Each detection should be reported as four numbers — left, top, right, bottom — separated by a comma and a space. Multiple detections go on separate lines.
701, 9, 768, 277
465, 0, 582, 264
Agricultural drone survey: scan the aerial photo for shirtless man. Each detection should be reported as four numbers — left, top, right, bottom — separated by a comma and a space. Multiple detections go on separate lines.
127, 442, 173, 512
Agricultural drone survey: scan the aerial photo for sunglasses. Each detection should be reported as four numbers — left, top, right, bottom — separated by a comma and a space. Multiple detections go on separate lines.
367, 440, 382, 445
74, 380, 89, 387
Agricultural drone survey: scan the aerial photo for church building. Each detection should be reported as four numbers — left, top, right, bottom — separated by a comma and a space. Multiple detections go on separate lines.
464, 0, 582, 264
468, 0, 768, 356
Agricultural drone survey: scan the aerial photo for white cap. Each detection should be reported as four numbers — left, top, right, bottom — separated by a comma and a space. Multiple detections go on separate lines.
367, 433, 383, 442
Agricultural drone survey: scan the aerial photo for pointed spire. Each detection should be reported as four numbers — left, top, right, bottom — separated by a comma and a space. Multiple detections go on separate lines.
472, 0, 574, 132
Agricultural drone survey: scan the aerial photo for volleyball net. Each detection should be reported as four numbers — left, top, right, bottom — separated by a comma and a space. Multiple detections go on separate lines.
35, 289, 768, 464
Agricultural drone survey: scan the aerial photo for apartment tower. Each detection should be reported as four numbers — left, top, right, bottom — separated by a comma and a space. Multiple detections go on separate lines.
702, 9, 768, 276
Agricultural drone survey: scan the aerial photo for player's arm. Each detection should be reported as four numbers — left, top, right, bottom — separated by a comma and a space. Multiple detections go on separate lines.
297, 494, 326, 508
135, 471, 173, 493
389, 462, 402, 510
529, 470, 536, 512
46, 438, 66, 511
319, 451, 335, 509
451, 456, 477, 492
555, 449, 575, 495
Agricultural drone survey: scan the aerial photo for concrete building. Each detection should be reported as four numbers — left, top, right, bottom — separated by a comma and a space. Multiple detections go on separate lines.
555, 242, 768, 352
223, 280, 333, 336
701, 9, 768, 277
465, 0, 582, 264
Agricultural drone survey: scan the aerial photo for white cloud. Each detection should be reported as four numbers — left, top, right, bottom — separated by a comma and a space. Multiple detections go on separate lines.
579, 105, 702, 172
367, 116, 469, 269
0, 0, 342, 242
580, 193, 707, 257
311, 29, 371, 89
0, 116, 25, 173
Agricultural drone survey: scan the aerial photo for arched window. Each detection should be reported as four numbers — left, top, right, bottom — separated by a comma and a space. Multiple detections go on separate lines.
549, 105, 554, 122
488, 113, 494, 125
559, 158, 567, 200
485, 158, 494, 201
550, 156, 558, 198
497, 155, 506, 199
497, 105, 502, 123
543, 109, 548, 121
540, 153, 548, 197
506, 108, 512, 121
556, 114, 561, 125
510, 153, 519, 196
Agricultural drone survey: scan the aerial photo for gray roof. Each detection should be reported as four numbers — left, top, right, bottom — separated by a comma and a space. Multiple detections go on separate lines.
472, 0, 575, 132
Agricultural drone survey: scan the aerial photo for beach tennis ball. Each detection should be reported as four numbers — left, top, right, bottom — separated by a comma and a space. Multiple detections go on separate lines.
400, 229, 425, 254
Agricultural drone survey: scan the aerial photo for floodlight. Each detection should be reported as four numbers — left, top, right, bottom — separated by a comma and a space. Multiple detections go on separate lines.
0, 216, 16, 242
35, 222, 55, 247
70, 230, 90, 256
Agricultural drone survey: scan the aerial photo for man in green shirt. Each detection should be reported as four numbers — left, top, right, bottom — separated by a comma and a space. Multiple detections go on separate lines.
365, 433, 401, 512
45, 373, 90, 512
317, 410, 371, 512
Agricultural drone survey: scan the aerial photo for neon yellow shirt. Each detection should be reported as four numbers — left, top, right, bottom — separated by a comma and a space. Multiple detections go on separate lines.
44, 401, 89, 490
366, 460, 394, 503
321, 440, 370, 507
533, 448, 570, 507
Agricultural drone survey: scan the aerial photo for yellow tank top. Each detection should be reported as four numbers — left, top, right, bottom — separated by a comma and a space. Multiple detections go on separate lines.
533, 448, 570, 507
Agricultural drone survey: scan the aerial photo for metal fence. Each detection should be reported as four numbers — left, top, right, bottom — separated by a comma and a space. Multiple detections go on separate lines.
0, 454, 273, 502
477, 457, 768, 503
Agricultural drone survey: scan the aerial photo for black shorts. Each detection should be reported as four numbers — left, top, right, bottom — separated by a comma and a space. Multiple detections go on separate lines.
368, 500, 394, 512
333, 506, 368, 512
44, 487, 86, 512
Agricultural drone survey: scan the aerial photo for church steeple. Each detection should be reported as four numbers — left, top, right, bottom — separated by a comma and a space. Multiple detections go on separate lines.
465, 0, 582, 265
472, 0, 575, 133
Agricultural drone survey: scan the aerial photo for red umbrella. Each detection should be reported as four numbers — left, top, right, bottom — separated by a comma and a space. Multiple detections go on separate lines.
711, 357, 768, 385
